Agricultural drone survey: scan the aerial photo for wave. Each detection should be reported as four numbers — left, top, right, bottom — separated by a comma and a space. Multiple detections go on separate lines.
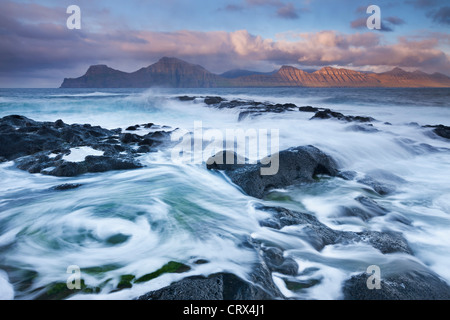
48, 92, 129, 98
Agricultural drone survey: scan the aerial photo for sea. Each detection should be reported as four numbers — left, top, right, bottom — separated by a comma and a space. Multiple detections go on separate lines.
0, 87, 449, 300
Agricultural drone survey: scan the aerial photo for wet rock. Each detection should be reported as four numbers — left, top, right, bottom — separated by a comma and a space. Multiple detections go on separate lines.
339, 196, 388, 222
207, 146, 339, 199
177, 96, 196, 101
204, 96, 224, 105
299, 106, 319, 112
345, 124, 379, 133
424, 124, 450, 140
261, 247, 299, 276
357, 170, 406, 196
337, 170, 358, 180
125, 125, 139, 131
311, 109, 375, 123
119, 133, 141, 144
355, 230, 412, 255
0, 115, 171, 177
52, 183, 83, 191
343, 264, 450, 300
257, 205, 412, 254
137, 272, 281, 300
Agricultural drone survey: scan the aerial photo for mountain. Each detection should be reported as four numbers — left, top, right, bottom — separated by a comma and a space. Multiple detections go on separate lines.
61, 57, 229, 88
220, 69, 277, 79
60, 57, 450, 88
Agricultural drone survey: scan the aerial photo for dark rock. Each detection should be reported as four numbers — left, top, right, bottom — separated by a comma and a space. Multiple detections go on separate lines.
125, 125, 139, 131
339, 196, 388, 221
357, 170, 406, 195
136, 146, 151, 153
0, 115, 172, 177
311, 109, 346, 120
119, 133, 141, 143
257, 205, 412, 254
206, 151, 248, 171
343, 264, 450, 300
207, 146, 339, 199
143, 123, 154, 128
177, 96, 196, 101
52, 183, 83, 191
311, 109, 375, 123
138, 138, 155, 146
261, 247, 298, 276
204, 96, 224, 105
137, 272, 280, 300
48, 161, 87, 177
338, 170, 358, 180
355, 231, 413, 255
299, 106, 319, 112
54, 119, 65, 128
345, 124, 379, 133
424, 124, 450, 140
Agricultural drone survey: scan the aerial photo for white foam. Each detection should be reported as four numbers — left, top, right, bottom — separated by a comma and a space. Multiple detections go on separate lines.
62, 147, 104, 162
0, 270, 14, 300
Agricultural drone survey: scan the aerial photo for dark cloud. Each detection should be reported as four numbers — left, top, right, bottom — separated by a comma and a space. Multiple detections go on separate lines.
351, 15, 405, 32
242, 0, 300, 19
384, 16, 406, 25
0, 1, 449, 87
429, 6, 450, 24
406, 0, 445, 8
350, 18, 367, 29
276, 3, 299, 19
223, 4, 244, 12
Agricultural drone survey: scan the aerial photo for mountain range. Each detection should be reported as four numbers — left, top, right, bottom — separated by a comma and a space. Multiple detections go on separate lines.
60, 57, 450, 88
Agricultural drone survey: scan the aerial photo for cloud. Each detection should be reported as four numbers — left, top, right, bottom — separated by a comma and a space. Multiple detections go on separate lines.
276, 3, 299, 19
223, 4, 244, 12
1, 1, 449, 86
428, 6, 450, 24
384, 16, 406, 25
406, 0, 445, 8
351, 15, 406, 32
237, 0, 301, 19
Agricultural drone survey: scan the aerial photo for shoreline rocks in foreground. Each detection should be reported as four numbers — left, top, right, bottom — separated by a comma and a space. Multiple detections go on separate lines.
0, 115, 173, 177
206, 146, 339, 199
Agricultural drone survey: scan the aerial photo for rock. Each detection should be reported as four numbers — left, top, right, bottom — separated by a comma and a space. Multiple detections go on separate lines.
52, 183, 83, 191
299, 106, 319, 112
177, 96, 196, 101
357, 170, 406, 196
0, 115, 172, 177
345, 124, 379, 133
311, 109, 375, 123
355, 231, 413, 255
257, 205, 412, 254
338, 170, 358, 180
119, 133, 141, 143
343, 265, 450, 300
137, 272, 280, 300
261, 247, 299, 276
207, 146, 339, 199
424, 124, 450, 140
125, 125, 139, 131
339, 196, 388, 221
204, 96, 224, 105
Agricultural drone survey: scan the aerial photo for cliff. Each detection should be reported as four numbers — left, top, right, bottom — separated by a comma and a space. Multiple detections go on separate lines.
61, 57, 450, 88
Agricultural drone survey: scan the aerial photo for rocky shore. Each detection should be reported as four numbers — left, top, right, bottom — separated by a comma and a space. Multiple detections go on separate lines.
1, 96, 450, 300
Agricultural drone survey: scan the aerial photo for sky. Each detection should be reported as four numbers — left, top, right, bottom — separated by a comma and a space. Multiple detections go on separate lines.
0, 0, 449, 87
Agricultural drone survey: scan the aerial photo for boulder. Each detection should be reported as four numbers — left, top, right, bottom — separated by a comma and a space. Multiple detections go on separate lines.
207, 146, 339, 199
343, 264, 450, 300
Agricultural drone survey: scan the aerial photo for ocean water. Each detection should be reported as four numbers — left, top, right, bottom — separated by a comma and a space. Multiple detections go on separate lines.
0, 87, 449, 300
